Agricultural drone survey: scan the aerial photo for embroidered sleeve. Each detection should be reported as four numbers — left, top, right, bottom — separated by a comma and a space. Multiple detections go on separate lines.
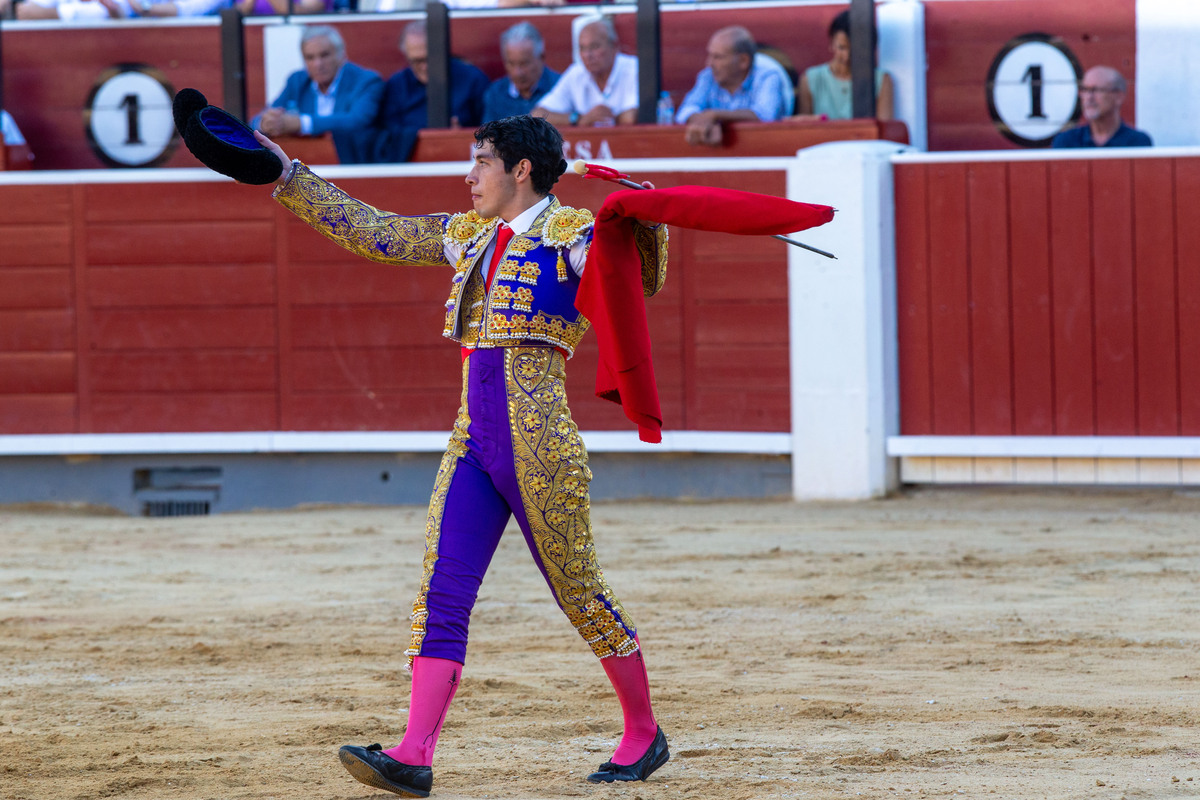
273, 162, 452, 267
634, 221, 669, 297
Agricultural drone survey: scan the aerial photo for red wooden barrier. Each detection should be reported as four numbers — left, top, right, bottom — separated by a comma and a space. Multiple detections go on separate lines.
895, 153, 1200, 437
0, 168, 791, 435
276, 118, 908, 165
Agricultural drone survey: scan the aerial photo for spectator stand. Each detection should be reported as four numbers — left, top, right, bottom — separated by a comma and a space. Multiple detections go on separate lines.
0, 1, 912, 170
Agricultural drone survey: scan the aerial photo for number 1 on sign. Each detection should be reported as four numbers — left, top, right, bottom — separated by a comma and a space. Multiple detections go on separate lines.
1021, 64, 1046, 119
119, 93, 144, 145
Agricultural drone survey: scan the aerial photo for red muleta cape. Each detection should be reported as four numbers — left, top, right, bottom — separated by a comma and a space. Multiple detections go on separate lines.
575, 185, 835, 443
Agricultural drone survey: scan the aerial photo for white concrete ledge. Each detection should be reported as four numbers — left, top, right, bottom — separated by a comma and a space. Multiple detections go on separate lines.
891, 146, 1200, 165
888, 436, 1200, 459
0, 431, 791, 457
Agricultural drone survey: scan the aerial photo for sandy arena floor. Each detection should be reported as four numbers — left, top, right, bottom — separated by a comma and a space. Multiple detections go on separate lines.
1, 487, 1198, 800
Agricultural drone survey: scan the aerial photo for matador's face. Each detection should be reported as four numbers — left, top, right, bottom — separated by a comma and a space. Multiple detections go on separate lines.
466, 143, 519, 221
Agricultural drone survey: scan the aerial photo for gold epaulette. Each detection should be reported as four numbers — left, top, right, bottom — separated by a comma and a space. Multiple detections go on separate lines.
541, 206, 594, 282
446, 210, 499, 248
541, 205, 594, 248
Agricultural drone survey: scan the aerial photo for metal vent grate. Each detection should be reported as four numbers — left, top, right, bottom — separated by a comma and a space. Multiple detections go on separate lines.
142, 499, 212, 517
134, 467, 223, 517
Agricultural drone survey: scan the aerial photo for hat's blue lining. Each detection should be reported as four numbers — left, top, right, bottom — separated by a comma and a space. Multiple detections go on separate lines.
199, 107, 259, 150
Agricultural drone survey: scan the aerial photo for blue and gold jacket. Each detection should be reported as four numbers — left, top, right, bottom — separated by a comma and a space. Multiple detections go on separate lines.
273, 162, 668, 357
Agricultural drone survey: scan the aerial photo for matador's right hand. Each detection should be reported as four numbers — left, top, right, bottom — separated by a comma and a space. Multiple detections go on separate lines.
253, 130, 292, 186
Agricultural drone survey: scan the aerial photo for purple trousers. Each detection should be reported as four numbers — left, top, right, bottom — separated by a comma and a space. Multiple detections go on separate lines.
405, 346, 639, 666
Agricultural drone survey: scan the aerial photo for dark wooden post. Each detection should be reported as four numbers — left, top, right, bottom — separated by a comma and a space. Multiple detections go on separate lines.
635, 0, 662, 124
426, 1, 451, 129
220, 8, 247, 121
850, 0, 877, 119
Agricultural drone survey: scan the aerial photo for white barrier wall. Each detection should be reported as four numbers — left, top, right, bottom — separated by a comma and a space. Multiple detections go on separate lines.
1136, 0, 1200, 147
879, 0, 928, 151
787, 140, 907, 500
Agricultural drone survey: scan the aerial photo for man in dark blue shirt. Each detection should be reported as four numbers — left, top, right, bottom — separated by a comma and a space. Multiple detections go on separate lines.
368, 19, 489, 163
1052, 66, 1152, 148
482, 22, 560, 123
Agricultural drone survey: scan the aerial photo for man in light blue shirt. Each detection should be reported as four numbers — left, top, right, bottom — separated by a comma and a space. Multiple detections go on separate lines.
675, 26, 793, 147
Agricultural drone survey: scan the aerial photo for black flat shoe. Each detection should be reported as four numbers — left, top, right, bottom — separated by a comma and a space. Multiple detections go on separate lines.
338, 743, 433, 797
586, 727, 670, 783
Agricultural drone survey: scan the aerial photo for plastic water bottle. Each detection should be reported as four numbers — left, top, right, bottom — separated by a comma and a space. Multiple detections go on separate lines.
656, 91, 675, 125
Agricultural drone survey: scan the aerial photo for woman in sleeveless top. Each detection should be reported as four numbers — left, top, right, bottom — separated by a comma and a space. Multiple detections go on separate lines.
796, 9, 893, 120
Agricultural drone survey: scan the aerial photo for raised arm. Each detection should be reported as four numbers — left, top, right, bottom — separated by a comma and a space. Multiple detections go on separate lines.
257, 131, 451, 268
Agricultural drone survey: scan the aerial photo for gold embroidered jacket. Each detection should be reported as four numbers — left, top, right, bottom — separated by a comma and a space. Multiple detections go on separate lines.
273, 162, 669, 356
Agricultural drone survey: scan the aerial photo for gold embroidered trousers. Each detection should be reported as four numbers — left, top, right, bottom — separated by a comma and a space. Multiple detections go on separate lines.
406, 345, 638, 666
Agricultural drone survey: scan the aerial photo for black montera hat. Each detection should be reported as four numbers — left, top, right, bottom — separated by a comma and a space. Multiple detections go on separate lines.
173, 88, 283, 185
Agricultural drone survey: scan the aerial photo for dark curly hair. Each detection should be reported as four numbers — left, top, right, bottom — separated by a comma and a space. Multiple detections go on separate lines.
473, 115, 567, 196
829, 9, 851, 39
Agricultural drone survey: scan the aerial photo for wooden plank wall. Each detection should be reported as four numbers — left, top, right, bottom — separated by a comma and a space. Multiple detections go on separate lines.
0, 185, 77, 433
0, 169, 790, 435
2, 24, 227, 172
895, 155, 1200, 437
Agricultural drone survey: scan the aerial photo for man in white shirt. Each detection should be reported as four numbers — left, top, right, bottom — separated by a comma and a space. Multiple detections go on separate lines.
20, 0, 231, 16
534, 16, 639, 128
16, 0, 131, 20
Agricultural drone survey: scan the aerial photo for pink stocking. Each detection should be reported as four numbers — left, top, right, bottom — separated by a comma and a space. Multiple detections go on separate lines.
384, 656, 461, 767
601, 643, 659, 765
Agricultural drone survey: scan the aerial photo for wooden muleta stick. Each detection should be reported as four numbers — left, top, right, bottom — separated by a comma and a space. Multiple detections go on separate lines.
571, 160, 837, 259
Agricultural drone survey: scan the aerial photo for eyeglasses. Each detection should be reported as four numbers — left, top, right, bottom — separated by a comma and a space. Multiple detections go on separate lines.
1078, 85, 1119, 95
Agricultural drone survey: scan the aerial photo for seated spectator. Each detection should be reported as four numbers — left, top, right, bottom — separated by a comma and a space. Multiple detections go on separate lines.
371, 0, 562, 6
442, 0, 562, 6
675, 26, 794, 147
1, 109, 34, 169
252, 25, 383, 165
16, 0, 131, 20
797, 9, 893, 120
534, 15, 639, 128
1051, 66, 1152, 148
124, 0, 231, 16
14, 0, 231, 16
369, 19, 489, 163
236, 0, 332, 15
482, 22, 561, 123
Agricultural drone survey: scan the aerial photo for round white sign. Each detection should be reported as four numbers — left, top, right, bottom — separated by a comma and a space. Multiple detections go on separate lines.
986, 35, 1083, 147
86, 66, 177, 168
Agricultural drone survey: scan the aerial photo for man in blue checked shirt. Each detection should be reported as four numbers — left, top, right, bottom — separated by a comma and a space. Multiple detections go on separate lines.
675, 26, 794, 147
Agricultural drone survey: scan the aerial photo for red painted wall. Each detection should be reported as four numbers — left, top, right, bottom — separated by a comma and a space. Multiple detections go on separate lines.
923, 0, 1137, 151
896, 155, 1200, 437
0, 170, 791, 435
